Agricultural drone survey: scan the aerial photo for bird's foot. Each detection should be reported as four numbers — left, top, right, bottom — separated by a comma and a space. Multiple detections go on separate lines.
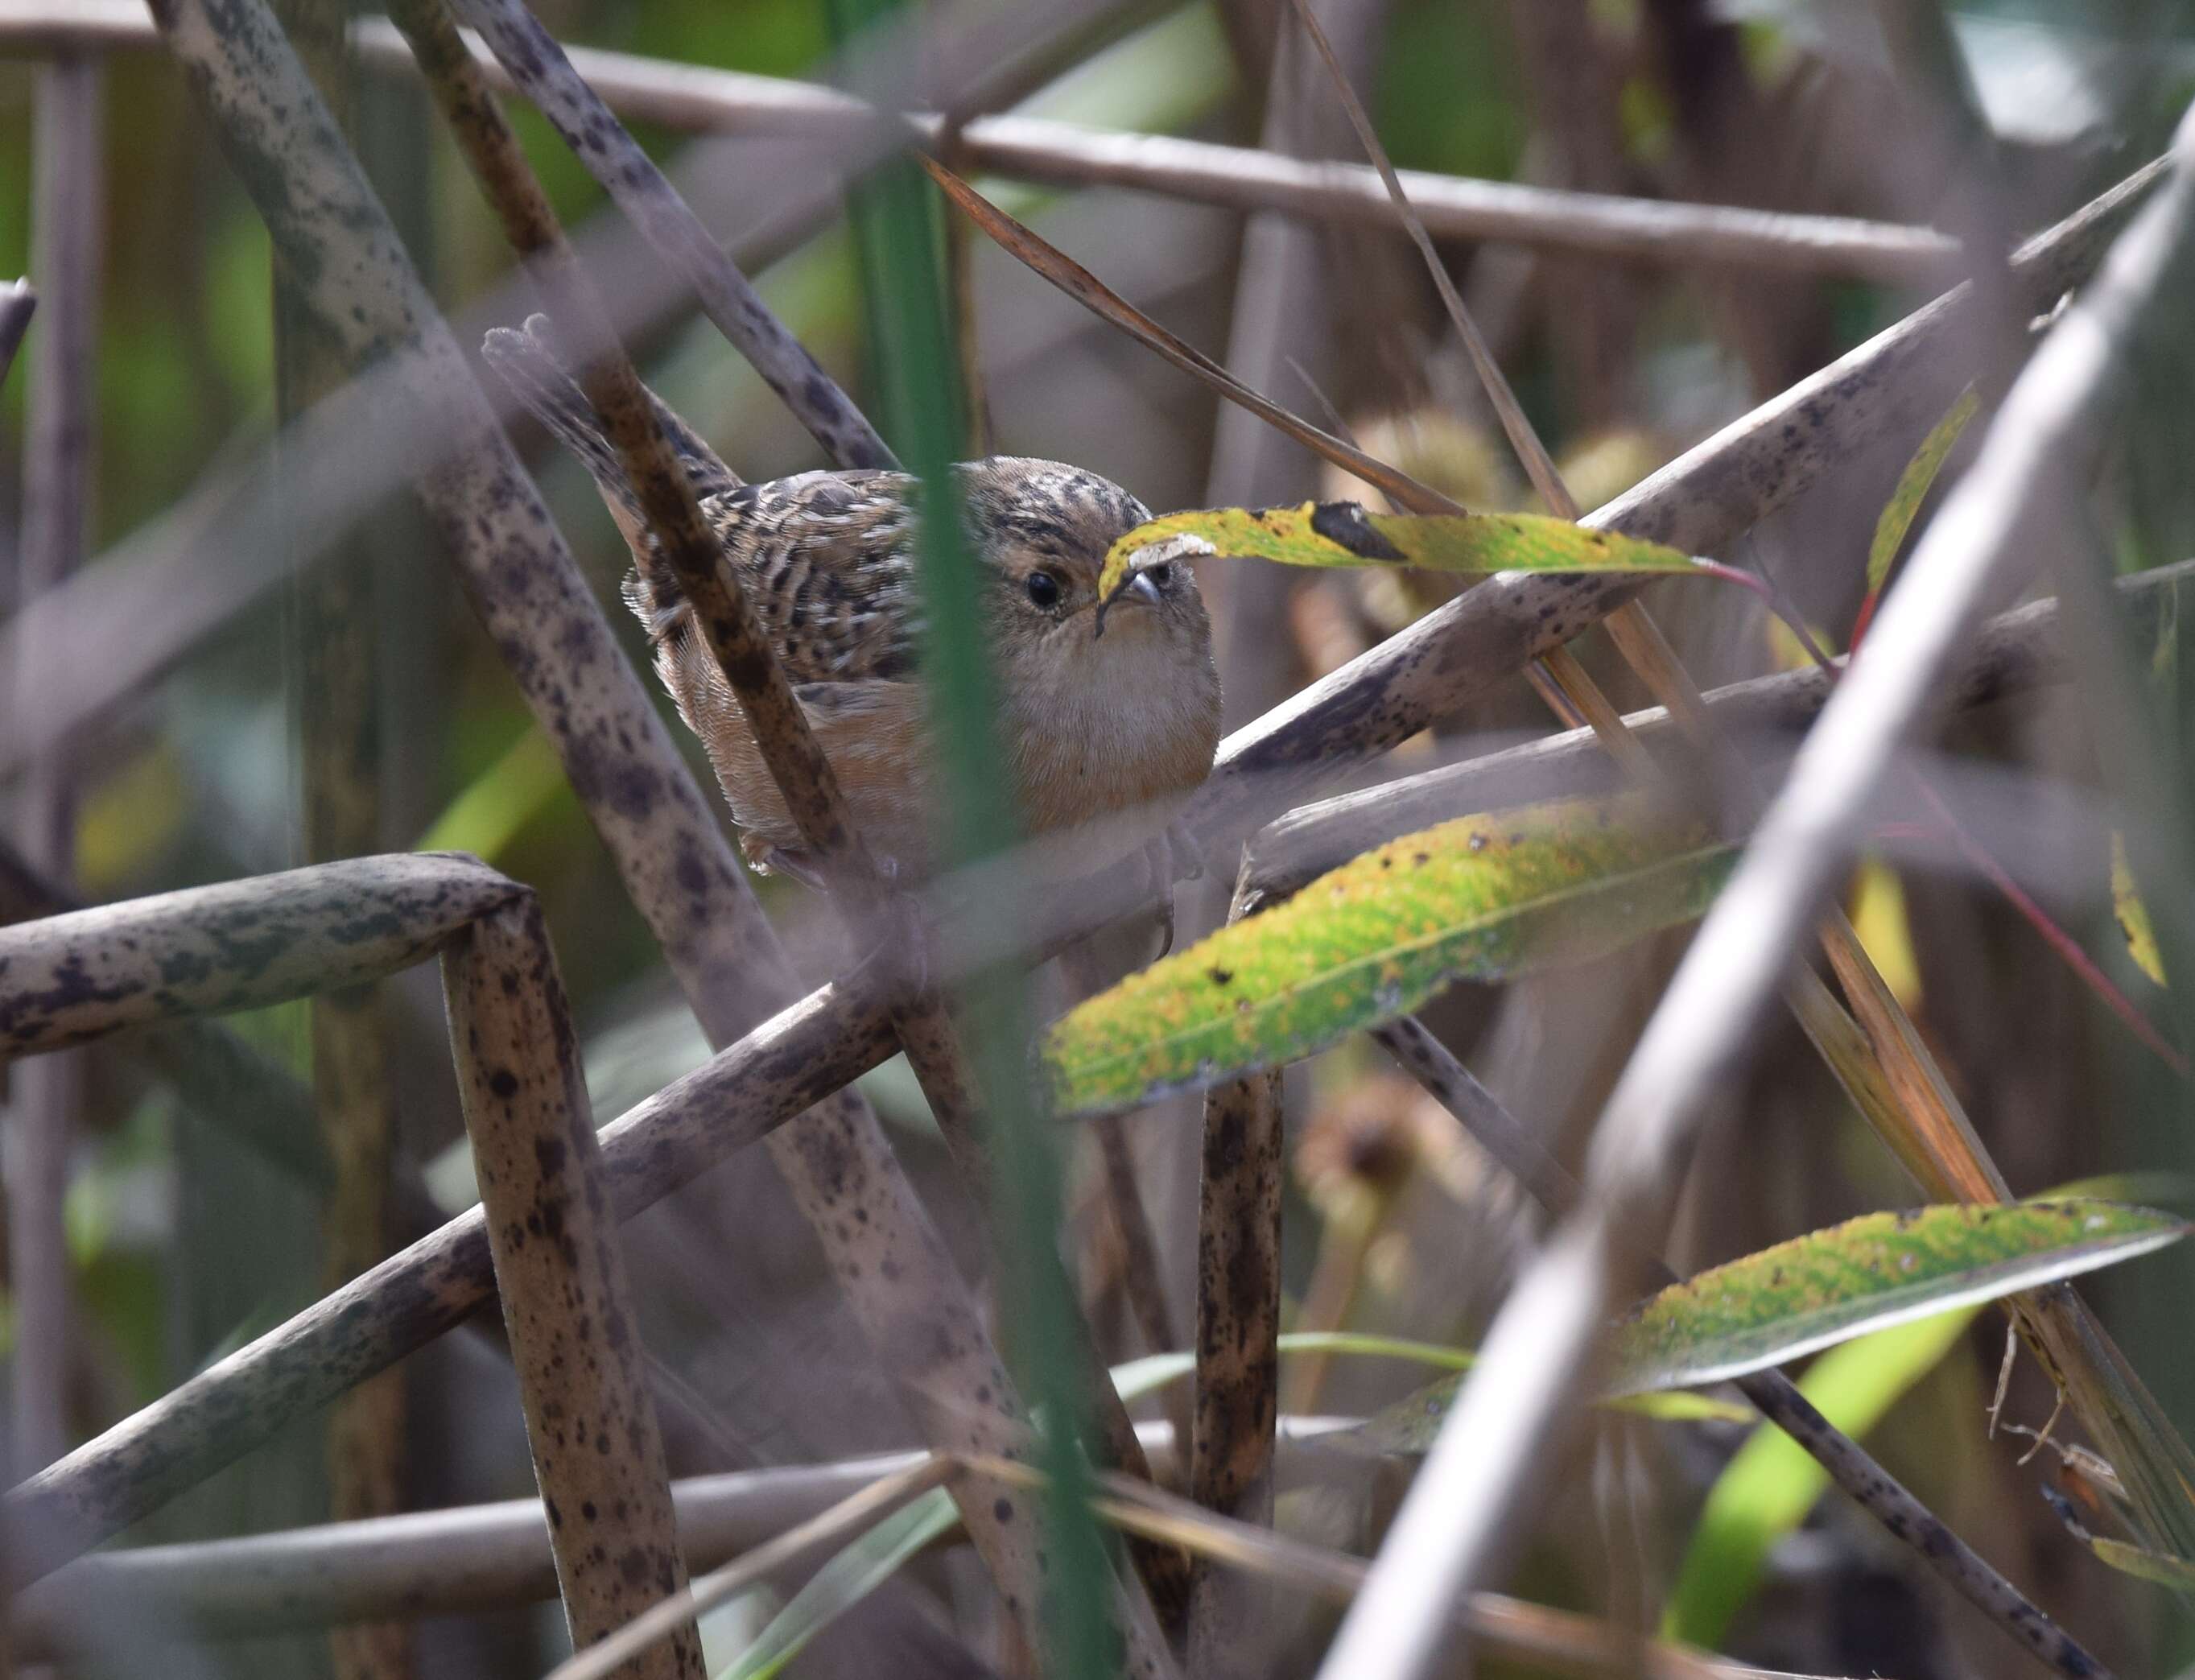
755, 845, 831, 893
843, 858, 932, 1001
1161, 819, 1206, 885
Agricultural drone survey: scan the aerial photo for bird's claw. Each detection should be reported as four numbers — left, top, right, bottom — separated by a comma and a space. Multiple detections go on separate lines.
1162, 819, 1205, 885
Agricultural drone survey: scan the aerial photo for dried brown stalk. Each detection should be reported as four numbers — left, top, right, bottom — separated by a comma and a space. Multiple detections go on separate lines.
0, 0, 1965, 283
1186, 1066, 1281, 1670
14, 1451, 943, 1646
442, 896, 703, 1678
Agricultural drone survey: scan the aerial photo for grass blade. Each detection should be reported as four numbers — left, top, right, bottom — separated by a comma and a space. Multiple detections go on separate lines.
716, 1488, 959, 1680
1662, 1306, 1981, 1647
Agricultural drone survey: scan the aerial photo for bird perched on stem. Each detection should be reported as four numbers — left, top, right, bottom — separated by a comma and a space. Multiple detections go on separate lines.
483, 316, 1222, 886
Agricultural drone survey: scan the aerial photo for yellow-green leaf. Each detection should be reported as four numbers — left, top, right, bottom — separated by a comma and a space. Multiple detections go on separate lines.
720, 1489, 959, 1679
1849, 857, 1923, 1011
2044, 1482, 2195, 1596
1867, 385, 1979, 597
1610, 1200, 2185, 1395
2113, 832, 2166, 987
1096, 502, 1702, 611
1042, 793, 1734, 1117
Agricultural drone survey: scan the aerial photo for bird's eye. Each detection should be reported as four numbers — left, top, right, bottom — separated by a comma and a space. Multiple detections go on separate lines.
1144, 560, 1175, 590
1025, 571, 1062, 609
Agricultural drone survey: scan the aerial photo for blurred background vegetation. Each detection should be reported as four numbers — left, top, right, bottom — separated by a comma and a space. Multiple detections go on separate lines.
6, 0, 2195, 1674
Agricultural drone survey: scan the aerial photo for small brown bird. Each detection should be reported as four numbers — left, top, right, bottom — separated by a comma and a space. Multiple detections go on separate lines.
484, 317, 1222, 885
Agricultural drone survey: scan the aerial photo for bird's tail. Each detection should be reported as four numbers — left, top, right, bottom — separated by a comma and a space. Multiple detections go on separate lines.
480, 312, 742, 634
481, 312, 743, 508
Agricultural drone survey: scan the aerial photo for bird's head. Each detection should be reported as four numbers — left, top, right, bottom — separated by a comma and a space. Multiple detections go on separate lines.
957, 457, 1213, 679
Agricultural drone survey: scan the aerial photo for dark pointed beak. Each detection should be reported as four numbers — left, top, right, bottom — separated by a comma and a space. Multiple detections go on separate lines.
1094, 568, 1162, 639
1095, 533, 1210, 638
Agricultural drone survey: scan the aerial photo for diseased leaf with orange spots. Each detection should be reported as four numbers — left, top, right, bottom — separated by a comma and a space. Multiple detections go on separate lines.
1609, 1200, 2185, 1394
1041, 792, 1734, 1117
1095, 503, 1703, 618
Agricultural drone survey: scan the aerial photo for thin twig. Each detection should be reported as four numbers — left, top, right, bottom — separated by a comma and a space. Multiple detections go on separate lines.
0, 0, 1971, 284
922, 155, 1462, 517
1241, 558, 2195, 903
541, 1458, 954, 1680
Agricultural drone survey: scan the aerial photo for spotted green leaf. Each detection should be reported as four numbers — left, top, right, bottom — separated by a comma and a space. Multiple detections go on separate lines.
1867, 385, 1980, 598
1095, 502, 1702, 611
1042, 793, 1734, 1117
1610, 1200, 2185, 1394
2113, 832, 2167, 986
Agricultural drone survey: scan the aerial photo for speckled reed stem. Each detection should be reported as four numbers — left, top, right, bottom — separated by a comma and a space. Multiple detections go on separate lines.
0, 853, 522, 1058
443, 896, 703, 1678
1184, 865, 1285, 1672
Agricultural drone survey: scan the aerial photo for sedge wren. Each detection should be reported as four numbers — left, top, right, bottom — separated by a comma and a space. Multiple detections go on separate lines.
484, 316, 1222, 885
